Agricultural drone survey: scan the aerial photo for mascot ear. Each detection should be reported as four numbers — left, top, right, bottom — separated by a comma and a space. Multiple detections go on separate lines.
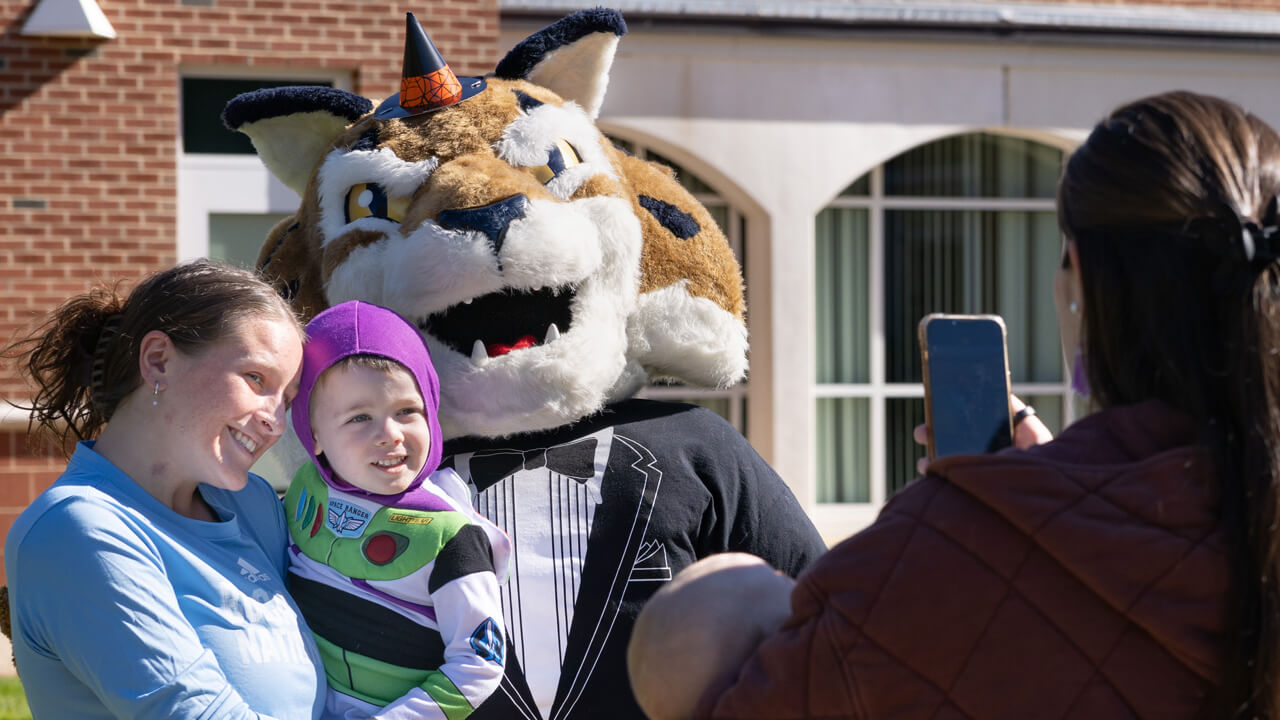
222, 86, 371, 195
495, 8, 627, 119
623, 153, 750, 390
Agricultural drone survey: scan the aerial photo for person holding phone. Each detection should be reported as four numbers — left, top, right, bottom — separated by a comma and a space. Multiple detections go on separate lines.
629, 90, 1278, 718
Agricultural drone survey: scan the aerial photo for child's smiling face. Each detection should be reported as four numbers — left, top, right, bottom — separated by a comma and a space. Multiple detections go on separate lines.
309, 361, 431, 495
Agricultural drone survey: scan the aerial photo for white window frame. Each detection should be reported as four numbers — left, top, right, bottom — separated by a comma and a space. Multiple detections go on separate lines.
815, 163, 1074, 510
176, 67, 352, 262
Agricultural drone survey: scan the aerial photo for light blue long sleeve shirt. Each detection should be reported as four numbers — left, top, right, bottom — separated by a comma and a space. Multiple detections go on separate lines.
5, 442, 325, 719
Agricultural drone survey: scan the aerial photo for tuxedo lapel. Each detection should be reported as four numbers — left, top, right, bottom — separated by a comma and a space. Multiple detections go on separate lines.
487, 651, 541, 720
549, 433, 663, 720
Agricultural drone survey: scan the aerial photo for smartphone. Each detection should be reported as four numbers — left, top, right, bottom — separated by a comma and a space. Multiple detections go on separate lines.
918, 313, 1012, 460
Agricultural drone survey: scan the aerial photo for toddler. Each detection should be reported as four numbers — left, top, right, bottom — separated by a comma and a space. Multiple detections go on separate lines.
284, 300, 510, 720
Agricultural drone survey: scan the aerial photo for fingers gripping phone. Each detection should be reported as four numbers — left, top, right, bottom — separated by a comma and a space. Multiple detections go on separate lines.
919, 314, 1013, 460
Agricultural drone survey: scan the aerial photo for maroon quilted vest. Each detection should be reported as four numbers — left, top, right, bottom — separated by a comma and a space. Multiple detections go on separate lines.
706, 400, 1225, 719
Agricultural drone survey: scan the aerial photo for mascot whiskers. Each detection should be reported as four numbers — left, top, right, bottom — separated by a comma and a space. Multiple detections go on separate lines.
222, 9, 826, 719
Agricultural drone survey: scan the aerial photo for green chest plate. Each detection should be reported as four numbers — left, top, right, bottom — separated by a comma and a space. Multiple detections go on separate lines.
284, 464, 468, 580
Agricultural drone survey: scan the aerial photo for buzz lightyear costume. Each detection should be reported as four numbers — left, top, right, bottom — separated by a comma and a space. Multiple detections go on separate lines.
284, 300, 511, 720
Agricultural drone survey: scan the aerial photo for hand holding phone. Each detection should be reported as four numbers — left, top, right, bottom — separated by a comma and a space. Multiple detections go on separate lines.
919, 314, 1013, 460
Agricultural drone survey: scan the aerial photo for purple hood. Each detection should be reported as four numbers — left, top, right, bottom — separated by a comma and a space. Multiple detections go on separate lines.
292, 301, 444, 503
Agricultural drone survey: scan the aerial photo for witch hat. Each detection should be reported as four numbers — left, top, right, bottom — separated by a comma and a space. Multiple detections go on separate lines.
374, 12, 487, 119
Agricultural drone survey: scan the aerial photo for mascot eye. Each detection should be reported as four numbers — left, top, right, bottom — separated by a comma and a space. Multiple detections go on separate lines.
345, 183, 410, 223
529, 139, 582, 184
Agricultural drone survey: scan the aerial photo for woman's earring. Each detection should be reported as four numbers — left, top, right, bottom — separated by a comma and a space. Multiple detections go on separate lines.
152, 382, 160, 406
1069, 301, 1079, 315
1071, 344, 1090, 398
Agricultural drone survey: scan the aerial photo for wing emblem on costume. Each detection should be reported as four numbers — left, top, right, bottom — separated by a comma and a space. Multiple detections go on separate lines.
325, 498, 371, 537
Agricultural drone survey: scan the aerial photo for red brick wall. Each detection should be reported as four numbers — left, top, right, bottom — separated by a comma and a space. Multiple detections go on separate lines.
0, 0, 498, 577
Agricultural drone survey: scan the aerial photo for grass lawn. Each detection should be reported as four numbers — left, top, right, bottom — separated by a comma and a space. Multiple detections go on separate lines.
0, 677, 30, 720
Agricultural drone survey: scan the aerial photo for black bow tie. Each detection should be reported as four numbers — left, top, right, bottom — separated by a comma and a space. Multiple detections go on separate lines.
469, 438, 598, 487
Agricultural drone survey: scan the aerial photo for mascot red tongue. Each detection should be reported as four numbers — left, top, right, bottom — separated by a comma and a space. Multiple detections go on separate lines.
222, 9, 826, 718
488, 336, 537, 357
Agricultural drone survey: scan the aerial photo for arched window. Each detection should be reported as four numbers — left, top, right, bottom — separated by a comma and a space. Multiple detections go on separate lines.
612, 137, 751, 433
815, 133, 1071, 503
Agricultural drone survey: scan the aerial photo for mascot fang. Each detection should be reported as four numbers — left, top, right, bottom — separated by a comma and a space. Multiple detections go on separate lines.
224, 9, 826, 719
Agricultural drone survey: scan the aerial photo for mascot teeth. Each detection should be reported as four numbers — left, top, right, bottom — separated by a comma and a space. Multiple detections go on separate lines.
420, 287, 575, 360
465, 324, 560, 364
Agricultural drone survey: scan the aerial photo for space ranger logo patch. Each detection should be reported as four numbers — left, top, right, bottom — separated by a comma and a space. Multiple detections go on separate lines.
470, 617, 504, 665
326, 498, 371, 538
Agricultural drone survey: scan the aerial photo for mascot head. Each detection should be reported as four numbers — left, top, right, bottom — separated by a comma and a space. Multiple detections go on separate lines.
223, 9, 747, 439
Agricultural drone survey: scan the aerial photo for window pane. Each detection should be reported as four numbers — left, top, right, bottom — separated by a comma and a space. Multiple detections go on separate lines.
816, 398, 870, 502
887, 397, 925, 496
209, 213, 292, 269
994, 212, 1064, 383
1022, 394, 1065, 436
182, 78, 332, 154
884, 209, 1061, 383
816, 208, 870, 384
884, 209, 964, 383
839, 174, 871, 197
884, 133, 1062, 198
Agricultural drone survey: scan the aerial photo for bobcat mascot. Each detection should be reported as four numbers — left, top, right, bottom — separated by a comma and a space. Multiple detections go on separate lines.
222, 9, 826, 719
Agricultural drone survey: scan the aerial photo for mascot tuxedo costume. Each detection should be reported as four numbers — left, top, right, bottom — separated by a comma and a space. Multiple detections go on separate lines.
222, 10, 826, 718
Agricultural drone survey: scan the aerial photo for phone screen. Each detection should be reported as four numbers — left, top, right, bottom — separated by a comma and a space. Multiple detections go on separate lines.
921, 315, 1011, 459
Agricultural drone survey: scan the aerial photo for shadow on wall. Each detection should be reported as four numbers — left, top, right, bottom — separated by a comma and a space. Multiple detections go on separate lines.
1, 7, 109, 114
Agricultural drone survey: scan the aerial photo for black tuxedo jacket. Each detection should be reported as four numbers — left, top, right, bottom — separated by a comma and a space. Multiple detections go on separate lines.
443, 400, 827, 720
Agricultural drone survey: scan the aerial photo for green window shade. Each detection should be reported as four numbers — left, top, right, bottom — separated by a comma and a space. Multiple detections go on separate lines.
884, 133, 1061, 198
208, 213, 292, 269
884, 209, 1060, 384
886, 398, 926, 494
994, 212, 1063, 384
815, 207, 870, 384
816, 398, 870, 502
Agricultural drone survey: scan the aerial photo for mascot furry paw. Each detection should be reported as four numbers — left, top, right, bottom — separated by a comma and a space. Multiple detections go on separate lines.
223, 9, 825, 719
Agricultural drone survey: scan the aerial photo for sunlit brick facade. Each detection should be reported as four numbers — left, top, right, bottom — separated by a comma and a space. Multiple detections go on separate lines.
0, 0, 499, 576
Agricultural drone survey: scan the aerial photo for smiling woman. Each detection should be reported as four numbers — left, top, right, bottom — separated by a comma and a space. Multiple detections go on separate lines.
1, 259, 326, 719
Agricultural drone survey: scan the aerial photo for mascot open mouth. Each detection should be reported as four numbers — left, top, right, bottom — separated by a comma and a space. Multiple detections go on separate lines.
419, 286, 575, 360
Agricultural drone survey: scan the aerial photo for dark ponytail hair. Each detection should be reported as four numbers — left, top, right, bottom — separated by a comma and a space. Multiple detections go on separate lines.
1058, 91, 1280, 717
5, 259, 300, 451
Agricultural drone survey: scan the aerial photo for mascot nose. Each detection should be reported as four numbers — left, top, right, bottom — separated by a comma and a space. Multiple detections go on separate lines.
437, 194, 530, 259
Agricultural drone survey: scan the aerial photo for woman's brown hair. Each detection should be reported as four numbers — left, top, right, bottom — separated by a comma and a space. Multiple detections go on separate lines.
4, 259, 300, 452
1059, 90, 1280, 717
